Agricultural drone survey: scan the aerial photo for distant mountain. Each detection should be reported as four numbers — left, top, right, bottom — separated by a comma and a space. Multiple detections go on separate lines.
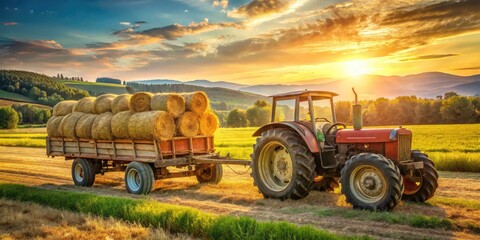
130, 79, 248, 90
238, 72, 480, 99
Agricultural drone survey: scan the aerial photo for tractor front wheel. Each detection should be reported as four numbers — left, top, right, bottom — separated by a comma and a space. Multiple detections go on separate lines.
340, 153, 403, 211
251, 129, 316, 200
402, 151, 438, 202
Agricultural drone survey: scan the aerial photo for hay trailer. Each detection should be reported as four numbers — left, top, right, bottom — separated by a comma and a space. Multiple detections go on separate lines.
46, 135, 250, 194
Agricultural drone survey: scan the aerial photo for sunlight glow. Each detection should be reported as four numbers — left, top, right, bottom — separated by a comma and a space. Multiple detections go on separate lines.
345, 60, 370, 77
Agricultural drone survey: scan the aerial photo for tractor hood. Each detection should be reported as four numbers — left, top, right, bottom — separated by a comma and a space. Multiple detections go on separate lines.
336, 128, 412, 143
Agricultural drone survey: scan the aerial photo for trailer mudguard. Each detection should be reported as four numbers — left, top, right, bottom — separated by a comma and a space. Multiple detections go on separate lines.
252, 122, 320, 153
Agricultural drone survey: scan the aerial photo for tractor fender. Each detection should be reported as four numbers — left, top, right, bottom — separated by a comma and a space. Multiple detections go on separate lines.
252, 122, 320, 153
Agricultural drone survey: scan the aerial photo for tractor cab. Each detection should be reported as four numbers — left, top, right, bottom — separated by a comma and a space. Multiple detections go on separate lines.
270, 90, 345, 146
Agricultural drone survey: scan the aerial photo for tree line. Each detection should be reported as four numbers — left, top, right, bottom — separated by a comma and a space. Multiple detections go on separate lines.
222, 92, 480, 127
0, 70, 89, 106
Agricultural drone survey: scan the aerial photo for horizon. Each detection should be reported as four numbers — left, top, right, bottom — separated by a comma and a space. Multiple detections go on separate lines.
1, 0, 480, 84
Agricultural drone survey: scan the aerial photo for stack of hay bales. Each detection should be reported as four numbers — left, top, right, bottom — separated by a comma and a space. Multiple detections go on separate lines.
46, 91, 219, 141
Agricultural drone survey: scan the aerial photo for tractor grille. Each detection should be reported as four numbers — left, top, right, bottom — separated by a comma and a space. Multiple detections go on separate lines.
398, 134, 412, 161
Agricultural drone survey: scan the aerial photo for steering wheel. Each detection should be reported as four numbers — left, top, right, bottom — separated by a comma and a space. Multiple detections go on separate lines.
315, 117, 331, 123
324, 122, 347, 145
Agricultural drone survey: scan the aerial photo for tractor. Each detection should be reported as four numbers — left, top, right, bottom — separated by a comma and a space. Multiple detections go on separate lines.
250, 89, 438, 210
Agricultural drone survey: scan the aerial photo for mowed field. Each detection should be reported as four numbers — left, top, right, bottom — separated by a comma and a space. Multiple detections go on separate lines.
0, 124, 480, 239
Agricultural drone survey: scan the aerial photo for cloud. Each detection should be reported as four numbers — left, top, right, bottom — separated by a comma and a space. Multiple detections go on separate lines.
228, 0, 303, 19
119, 22, 131, 26
2, 22, 19, 26
454, 66, 480, 71
213, 0, 228, 9
399, 54, 459, 62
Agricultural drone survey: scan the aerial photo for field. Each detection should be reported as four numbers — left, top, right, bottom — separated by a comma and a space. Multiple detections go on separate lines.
61, 81, 129, 95
0, 90, 37, 103
0, 124, 479, 239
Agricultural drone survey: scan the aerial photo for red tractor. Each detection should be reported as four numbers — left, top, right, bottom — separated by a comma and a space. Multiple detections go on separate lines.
250, 90, 438, 210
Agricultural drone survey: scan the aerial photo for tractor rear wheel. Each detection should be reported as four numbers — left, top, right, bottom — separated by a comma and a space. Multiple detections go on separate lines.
340, 153, 403, 211
402, 151, 438, 202
251, 129, 316, 200
312, 176, 339, 192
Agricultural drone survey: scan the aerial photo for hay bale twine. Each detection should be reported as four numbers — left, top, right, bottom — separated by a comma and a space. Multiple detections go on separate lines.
198, 111, 219, 135
75, 114, 97, 139
151, 93, 186, 118
181, 92, 208, 115
52, 101, 77, 116
111, 111, 134, 139
93, 94, 117, 114
130, 92, 153, 112
73, 97, 96, 114
46, 116, 64, 137
60, 112, 85, 139
91, 112, 114, 140
177, 111, 199, 137
128, 111, 175, 141
112, 94, 132, 114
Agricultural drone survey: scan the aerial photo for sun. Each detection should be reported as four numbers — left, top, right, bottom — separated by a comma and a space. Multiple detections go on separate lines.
345, 60, 370, 77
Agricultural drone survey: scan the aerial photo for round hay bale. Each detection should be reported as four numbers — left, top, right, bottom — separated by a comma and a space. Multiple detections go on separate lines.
181, 92, 208, 115
46, 116, 64, 137
199, 111, 219, 135
151, 93, 186, 118
112, 94, 132, 114
52, 101, 77, 116
60, 112, 85, 139
91, 112, 114, 140
111, 111, 134, 139
93, 94, 117, 114
73, 97, 96, 114
75, 114, 97, 139
130, 92, 153, 112
177, 111, 199, 137
128, 111, 175, 141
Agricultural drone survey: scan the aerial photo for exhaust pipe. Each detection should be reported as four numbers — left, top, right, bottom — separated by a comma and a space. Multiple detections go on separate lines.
352, 88, 362, 130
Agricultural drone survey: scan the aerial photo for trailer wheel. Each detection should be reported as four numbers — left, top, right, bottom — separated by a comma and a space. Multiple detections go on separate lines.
196, 164, 223, 184
72, 158, 95, 187
340, 153, 403, 211
125, 162, 155, 195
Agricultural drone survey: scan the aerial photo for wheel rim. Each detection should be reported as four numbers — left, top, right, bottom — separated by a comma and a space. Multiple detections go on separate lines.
127, 168, 141, 192
350, 165, 387, 203
403, 169, 423, 195
258, 141, 293, 192
74, 164, 84, 182
199, 167, 213, 180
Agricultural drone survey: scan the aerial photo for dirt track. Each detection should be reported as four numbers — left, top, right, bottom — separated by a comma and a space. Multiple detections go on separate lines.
0, 146, 479, 239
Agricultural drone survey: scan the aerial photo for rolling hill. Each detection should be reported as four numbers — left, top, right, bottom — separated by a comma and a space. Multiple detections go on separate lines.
131, 79, 247, 90
60, 80, 129, 96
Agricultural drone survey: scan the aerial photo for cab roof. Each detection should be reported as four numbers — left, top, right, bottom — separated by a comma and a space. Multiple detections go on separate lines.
270, 90, 338, 101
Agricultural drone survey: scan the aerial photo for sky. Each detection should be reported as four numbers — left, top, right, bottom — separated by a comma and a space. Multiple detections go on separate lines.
0, 0, 479, 84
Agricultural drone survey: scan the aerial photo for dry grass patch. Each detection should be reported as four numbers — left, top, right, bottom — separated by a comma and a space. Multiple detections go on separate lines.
0, 198, 191, 240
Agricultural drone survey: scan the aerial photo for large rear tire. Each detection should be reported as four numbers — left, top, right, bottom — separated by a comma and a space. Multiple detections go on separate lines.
251, 129, 316, 200
196, 163, 223, 184
72, 158, 95, 187
340, 153, 403, 211
125, 162, 155, 195
402, 151, 438, 202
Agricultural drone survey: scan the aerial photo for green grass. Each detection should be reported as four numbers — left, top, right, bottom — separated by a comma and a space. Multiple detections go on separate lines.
313, 208, 453, 230
0, 184, 368, 240
0, 89, 37, 103
428, 196, 480, 210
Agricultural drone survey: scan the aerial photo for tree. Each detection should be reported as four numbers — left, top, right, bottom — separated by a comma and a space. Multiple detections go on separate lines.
444, 91, 459, 100
226, 109, 247, 127
0, 107, 19, 129
60, 74, 64, 79
440, 96, 475, 123
335, 101, 351, 123
246, 104, 270, 127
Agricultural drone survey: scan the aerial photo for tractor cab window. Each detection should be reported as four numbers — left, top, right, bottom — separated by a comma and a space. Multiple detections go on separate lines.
299, 99, 333, 123
274, 99, 295, 121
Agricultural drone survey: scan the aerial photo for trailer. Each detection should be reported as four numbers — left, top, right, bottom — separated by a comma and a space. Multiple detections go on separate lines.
46, 135, 251, 194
